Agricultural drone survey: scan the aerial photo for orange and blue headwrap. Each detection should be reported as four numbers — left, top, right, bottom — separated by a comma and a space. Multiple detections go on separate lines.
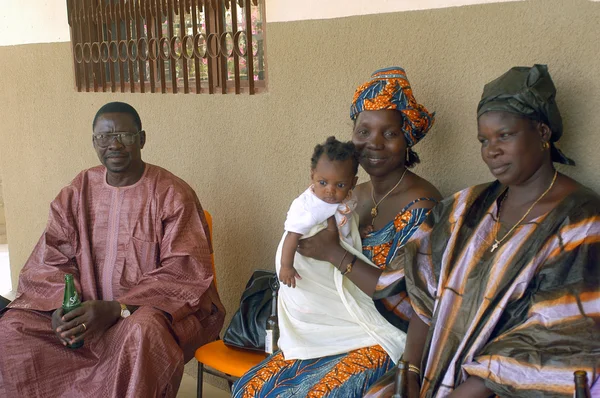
350, 67, 435, 147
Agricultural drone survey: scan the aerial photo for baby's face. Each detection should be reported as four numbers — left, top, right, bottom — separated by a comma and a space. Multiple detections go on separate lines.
310, 156, 358, 204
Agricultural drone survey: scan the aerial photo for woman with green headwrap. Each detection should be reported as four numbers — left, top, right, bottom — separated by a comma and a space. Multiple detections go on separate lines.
361, 64, 600, 397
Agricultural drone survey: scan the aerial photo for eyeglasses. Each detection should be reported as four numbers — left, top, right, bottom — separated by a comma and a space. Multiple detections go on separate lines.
92, 131, 142, 148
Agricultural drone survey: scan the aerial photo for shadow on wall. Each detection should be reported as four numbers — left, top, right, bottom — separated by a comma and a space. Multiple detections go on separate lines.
0, 177, 12, 296
0, 177, 5, 244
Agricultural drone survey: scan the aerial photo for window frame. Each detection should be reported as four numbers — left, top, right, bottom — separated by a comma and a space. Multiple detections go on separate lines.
66, 0, 266, 95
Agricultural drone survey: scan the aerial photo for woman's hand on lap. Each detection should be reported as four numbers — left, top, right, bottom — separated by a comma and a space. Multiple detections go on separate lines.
408, 372, 421, 398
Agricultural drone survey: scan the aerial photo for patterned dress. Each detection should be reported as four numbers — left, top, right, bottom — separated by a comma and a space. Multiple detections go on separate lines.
232, 198, 436, 398
376, 183, 600, 397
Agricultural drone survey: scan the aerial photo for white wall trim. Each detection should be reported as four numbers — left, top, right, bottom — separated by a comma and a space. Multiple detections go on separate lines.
0, 0, 70, 46
2, 0, 599, 46
2, 0, 523, 46
266, 0, 525, 23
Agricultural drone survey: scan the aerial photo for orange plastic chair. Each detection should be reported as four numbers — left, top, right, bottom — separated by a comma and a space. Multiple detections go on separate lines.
203, 210, 217, 290
196, 211, 267, 398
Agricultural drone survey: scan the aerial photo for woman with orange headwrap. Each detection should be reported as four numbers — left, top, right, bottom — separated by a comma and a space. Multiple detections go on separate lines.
232, 67, 441, 398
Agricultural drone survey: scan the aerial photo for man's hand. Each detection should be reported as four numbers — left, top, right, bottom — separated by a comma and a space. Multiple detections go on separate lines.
51, 308, 71, 346
56, 300, 121, 345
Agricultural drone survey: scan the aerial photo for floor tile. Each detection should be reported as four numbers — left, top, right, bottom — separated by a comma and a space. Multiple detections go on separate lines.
177, 373, 231, 398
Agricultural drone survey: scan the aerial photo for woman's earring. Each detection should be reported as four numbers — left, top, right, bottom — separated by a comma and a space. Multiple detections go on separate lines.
542, 141, 550, 151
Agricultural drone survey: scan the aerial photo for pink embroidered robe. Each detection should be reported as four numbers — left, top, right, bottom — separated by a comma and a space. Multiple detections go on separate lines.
0, 164, 225, 398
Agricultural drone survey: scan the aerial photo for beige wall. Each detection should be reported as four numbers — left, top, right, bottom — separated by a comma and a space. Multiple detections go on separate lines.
1, 0, 599, 325
0, 175, 6, 244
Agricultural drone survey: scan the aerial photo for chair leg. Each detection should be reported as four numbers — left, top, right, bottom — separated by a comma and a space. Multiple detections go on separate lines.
197, 363, 204, 398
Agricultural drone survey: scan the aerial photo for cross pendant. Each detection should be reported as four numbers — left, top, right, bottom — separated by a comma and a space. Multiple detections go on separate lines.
491, 242, 499, 252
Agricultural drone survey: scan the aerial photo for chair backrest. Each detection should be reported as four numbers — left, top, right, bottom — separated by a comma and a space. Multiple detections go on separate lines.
203, 210, 217, 291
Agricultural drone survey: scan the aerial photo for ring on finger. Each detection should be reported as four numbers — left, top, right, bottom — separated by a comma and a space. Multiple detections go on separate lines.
81, 323, 87, 332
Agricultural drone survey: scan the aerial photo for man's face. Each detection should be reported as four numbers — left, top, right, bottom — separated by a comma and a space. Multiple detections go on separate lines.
92, 112, 145, 174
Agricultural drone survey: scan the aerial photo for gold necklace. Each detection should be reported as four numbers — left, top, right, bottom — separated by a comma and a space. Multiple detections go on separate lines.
371, 168, 408, 225
491, 170, 558, 252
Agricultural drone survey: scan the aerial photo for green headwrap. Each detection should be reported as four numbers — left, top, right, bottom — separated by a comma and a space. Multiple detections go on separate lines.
477, 64, 574, 165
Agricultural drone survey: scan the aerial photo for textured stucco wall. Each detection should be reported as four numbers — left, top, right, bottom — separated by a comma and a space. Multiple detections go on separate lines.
0, 175, 6, 244
1, 0, 599, 326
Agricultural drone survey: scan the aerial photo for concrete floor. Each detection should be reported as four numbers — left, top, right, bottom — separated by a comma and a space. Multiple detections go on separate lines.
177, 373, 231, 398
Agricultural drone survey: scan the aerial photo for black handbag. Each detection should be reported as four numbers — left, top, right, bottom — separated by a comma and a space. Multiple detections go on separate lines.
223, 270, 279, 352
0, 295, 10, 316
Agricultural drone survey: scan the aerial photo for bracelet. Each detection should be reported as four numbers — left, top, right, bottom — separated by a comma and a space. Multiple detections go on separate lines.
337, 251, 349, 270
408, 364, 421, 377
341, 255, 357, 276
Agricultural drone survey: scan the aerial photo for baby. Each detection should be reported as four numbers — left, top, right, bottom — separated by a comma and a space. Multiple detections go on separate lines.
278, 136, 359, 288
275, 137, 405, 362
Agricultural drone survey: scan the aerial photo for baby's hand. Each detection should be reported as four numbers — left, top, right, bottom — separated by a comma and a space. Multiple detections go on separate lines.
279, 266, 302, 288
360, 224, 374, 239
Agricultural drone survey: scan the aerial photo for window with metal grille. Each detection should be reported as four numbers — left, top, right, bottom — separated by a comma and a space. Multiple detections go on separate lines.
67, 0, 266, 94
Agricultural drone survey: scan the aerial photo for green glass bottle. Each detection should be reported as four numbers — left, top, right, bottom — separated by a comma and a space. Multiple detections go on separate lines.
62, 274, 83, 349
574, 370, 591, 398
265, 289, 279, 355
392, 360, 409, 398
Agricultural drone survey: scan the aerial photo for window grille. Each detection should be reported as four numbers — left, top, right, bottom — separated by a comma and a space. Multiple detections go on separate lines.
66, 0, 266, 94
